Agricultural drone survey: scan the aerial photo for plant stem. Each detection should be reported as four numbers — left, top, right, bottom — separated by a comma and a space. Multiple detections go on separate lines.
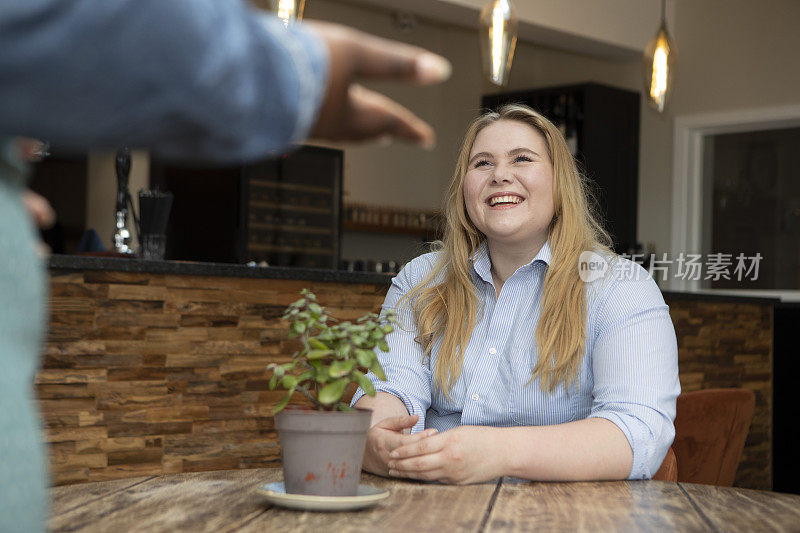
295, 385, 322, 408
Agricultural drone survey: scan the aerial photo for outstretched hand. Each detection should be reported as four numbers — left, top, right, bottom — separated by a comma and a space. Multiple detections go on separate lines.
387, 425, 505, 485
307, 21, 451, 148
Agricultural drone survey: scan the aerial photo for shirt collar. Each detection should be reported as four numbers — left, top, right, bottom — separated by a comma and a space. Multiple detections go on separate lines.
470, 239, 552, 284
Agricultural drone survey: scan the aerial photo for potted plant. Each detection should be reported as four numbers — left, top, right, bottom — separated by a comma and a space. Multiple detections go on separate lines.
267, 289, 395, 496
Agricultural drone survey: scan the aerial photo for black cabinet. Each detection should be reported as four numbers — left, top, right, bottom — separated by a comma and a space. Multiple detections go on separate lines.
150, 145, 342, 268
773, 304, 800, 494
482, 83, 640, 254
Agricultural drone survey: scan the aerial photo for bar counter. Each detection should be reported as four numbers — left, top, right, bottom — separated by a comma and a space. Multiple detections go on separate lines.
48, 255, 393, 285
40, 255, 778, 491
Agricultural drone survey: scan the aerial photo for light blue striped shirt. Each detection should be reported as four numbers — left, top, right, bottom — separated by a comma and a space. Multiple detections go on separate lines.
352, 240, 680, 480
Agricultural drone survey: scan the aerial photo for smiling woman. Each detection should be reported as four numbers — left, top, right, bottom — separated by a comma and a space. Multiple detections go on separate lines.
352, 104, 680, 485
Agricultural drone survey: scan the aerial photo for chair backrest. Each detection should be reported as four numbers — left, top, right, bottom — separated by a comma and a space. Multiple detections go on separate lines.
652, 447, 678, 482
673, 388, 755, 486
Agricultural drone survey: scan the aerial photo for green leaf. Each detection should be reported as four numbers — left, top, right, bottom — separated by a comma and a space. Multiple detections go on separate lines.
370, 360, 387, 381
355, 373, 376, 396
318, 379, 348, 405
290, 321, 306, 335
355, 349, 374, 367
281, 375, 298, 388
309, 338, 329, 350
336, 344, 352, 359
307, 349, 333, 360
314, 365, 330, 383
377, 339, 390, 352
268, 374, 277, 390
381, 324, 394, 334
309, 303, 323, 315
272, 387, 294, 414
328, 360, 355, 378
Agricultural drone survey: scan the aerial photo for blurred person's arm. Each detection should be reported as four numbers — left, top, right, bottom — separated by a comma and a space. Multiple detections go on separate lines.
0, 0, 449, 161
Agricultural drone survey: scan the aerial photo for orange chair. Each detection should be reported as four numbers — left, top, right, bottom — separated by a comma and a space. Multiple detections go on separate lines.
653, 447, 678, 482
672, 388, 755, 486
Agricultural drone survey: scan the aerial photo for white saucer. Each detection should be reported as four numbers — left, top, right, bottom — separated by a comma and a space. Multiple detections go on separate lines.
256, 482, 389, 511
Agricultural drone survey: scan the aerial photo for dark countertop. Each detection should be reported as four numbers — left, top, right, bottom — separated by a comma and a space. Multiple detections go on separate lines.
661, 290, 780, 305
48, 255, 784, 303
48, 254, 394, 285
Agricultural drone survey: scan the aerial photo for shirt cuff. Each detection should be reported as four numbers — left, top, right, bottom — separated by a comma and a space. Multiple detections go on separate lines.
587, 411, 652, 480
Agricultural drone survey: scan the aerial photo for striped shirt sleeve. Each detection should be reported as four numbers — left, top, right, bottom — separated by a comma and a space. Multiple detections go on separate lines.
351, 256, 434, 434
586, 262, 681, 479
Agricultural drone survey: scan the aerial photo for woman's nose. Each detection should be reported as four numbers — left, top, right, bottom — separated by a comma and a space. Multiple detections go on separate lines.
491, 165, 513, 184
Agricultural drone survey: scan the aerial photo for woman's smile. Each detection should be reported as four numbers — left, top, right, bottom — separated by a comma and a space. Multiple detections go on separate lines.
485, 192, 526, 208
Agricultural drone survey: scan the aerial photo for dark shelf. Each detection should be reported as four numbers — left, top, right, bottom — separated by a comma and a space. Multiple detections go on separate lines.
341, 220, 435, 238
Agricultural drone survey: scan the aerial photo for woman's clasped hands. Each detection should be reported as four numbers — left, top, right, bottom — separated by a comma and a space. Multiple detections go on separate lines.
364, 415, 505, 485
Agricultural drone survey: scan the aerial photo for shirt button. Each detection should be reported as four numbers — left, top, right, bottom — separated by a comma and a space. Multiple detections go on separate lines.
488, 347, 497, 355
472, 393, 480, 402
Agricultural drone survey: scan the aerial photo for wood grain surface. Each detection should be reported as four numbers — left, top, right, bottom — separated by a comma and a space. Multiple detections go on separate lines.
40, 270, 387, 485
485, 480, 710, 532
49, 469, 800, 533
666, 298, 774, 489
39, 267, 774, 491
681, 482, 800, 532
243, 475, 498, 533
49, 468, 497, 533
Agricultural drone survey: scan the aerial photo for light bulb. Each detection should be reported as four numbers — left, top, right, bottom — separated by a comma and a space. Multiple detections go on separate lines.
643, 21, 676, 113
479, 0, 518, 86
271, 0, 306, 26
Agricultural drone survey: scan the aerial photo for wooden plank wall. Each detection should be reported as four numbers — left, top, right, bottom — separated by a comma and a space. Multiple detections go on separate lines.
40, 270, 387, 486
38, 270, 774, 490
666, 297, 773, 490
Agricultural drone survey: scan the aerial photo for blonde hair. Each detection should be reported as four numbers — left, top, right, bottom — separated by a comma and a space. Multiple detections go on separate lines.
399, 104, 612, 397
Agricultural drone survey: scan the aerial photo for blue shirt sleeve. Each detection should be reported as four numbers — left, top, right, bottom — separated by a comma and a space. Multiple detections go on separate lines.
351, 256, 434, 434
586, 261, 681, 479
0, 0, 328, 161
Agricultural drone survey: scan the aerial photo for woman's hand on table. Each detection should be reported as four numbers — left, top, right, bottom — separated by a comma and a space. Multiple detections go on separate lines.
386, 425, 505, 484
362, 414, 438, 477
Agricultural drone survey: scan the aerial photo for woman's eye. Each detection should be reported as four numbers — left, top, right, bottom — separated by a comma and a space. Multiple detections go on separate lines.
514, 155, 533, 163
474, 160, 491, 168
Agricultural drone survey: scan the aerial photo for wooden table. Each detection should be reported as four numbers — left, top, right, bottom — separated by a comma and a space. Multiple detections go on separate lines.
49, 468, 800, 532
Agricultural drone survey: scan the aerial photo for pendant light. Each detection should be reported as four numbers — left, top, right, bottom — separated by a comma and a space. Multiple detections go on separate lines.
643, 0, 677, 112
271, 0, 306, 26
479, 0, 518, 86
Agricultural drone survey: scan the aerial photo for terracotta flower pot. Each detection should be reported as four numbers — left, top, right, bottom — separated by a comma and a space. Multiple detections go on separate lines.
274, 407, 372, 496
